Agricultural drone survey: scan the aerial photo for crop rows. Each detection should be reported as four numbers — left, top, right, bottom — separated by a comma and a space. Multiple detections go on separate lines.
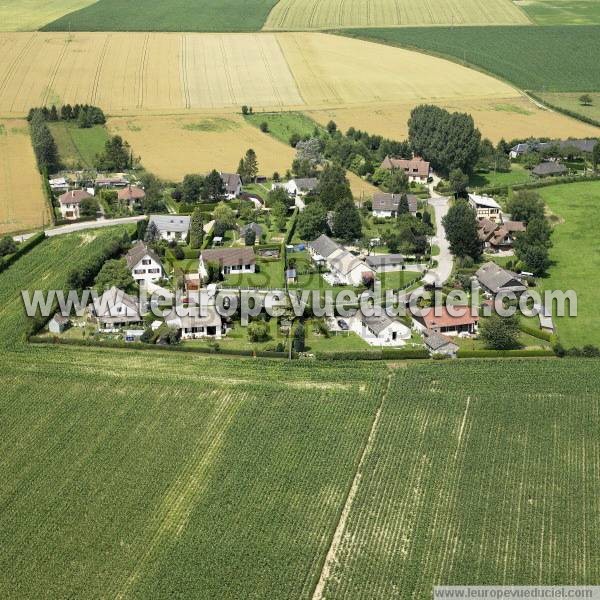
319, 359, 600, 597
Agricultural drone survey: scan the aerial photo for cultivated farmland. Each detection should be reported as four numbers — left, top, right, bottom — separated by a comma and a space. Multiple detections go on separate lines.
307, 96, 600, 144
0, 119, 49, 234
265, 0, 530, 29
42, 0, 279, 32
516, 0, 600, 25
342, 26, 600, 92
0, 0, 95, 32
317, 360, 600, 597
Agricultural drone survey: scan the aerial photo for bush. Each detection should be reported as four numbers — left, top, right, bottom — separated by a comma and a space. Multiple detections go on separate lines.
171, 245, 185, 260
247, 320, 270, 343
457, 349, 554, 358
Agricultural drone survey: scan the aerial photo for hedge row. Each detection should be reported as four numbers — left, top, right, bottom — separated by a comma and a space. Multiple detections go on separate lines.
316, 348, 429, 361
457, 348, 554, 358
476, 173, 600, 196
54, 215, 98, 227
518, 322, 554, 342
0, 232, 46, 274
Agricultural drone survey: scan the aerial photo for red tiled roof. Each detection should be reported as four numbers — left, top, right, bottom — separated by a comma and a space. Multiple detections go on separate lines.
420, 305, 478, 329
380, 156, 430, 178
58, 189, 92, 205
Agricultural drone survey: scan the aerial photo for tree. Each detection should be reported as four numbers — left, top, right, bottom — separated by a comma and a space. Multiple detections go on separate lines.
94, 259, 135, 292
144, 221, 160, 244
506, 189, 545, 222
292, 322, 306, 352
0, 235, 17, 257
480, 313, 520, 350
387, 169, 409, 194
296, 201, 328, 240
204, 261, 222, 284
271, 201, 288, 231
593, 141, 600, 171
514, 216, 553, 276
244, 229, 256, 246
241, 105, 250, 115
579, 94, 593, 106
204, 169, 225, 201
422, 210, 433, 230
266, 186, 293, 209
213, 202, 236, 229
295, 138, 323, 166
95, 136, 131, 171
139, 173, 166, 214
522, 152, 541, 170
316, 163, 352, 210
332, 198, 362, 241
136, 219, 148, 241
291, 158, 315, 178
182, 174, 204, 203
247, 320, 269, 342
242, 148, 258, 182
79, 197, 99, 217
326, 120, 337, 135
29, 110, 60, 173
289, 133, 301, 148
442, 200, 482, 260
189, 207, 204, 249
397, 194, 410, 215
260, 121, 269, 133
448, 168, 469, 196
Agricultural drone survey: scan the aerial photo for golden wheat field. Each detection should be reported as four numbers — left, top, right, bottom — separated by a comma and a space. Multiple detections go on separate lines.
0, 0, 95, 32
308, 96, 600, 143
0, 120, 48, 234
264, 0, 531, 29
0, 31, 522, 116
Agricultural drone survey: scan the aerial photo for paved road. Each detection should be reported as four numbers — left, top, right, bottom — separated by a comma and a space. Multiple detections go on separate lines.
423, 194, 453, 287
13, 215, 146, 242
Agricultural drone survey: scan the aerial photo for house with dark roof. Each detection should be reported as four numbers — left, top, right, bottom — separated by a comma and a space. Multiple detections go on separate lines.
532, 162, 568, 178
199, 247, 256, 280
165, 306, 224, 340
477, 219, 526, 251
307, 234, 341, 261
365, 254, 405, 273
476, 262, 527, 295
372, 193, 418, 218
239, 222, 263, 243
220, 172, 243, 199
380, 156, 430, 182
510, 139, 597, 159
89, 286, 142, 331
58, 189, 93, 220
351, 311, 411, 346
126, 241, 164, 284
48, 313, 70, 334
422, 329, 459, 357
117, 185, 145, 208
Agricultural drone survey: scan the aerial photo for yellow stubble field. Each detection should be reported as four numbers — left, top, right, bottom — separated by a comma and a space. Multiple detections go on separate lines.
0, 120, 49, 234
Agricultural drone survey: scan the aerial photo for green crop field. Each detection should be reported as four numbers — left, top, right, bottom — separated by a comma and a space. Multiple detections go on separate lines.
48, 122, 109, 169
0, 227, 130, 345
340, 26, 600, 92
41, 0, 279, 31
245, 112, 323, 146
518, 0, 600, 25
538, 180, 600, 348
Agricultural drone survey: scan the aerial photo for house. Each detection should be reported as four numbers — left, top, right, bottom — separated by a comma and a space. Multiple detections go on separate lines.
199, 247, 256, 279
48, 313, 70, 334
468, 194, 502, 222
477, 219, 525, 251
284, 178, 318, 197
413, 305, 478, 336
149, 215, 191, 243
365, 254, 405, 273
351, 312, 411, 346
239, 222, 263, 243
125, 241, 164, 284
476, 262, 527, 295
422, 329, 459, 357
380, 156, 430, 182
220, 172, 242, 199
372, 193, 418, 218
165, 306, 224, 339
510, 139, 597, 159
286, 268, 297, 284
49, 177, 69, 193
307, 234, 341, 262
89, 286, 142, 331
95, 177, 129, 188
58, 189, 92, 220
532, 162, 568, 178
117, 185, 145, 208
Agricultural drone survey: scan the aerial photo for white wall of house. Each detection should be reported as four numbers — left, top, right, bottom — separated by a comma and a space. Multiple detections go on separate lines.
158, 230, 187, 243
198, 259, 256, 279
131, 256, 163, 284
351, 318, 411, 346
59, 203, 80, 220
372, 209, 395, 218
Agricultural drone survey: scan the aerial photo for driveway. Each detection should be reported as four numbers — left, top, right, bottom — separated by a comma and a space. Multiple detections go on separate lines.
13, 215, 146, 242
423, 195, 453, 287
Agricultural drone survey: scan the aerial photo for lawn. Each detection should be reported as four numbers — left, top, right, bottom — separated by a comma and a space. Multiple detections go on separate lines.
470, 163, 532, 190
379, 270, 422, 292
518, 0, 600, 25
538, 180, 600, 347
42, 0, 278, 31
222, 258, 284, 289
245, 112, 323, 146
537, 91, 600, 124
341, 26, 600, 92
48, 122, 109, 169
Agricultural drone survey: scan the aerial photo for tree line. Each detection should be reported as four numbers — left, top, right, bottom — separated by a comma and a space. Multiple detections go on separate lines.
27, 104, 106, 129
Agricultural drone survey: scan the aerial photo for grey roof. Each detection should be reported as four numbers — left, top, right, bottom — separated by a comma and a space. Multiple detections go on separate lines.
293, 177, 318, 191
125, 240, 162, 270
476, 262, 527, 294
286, 268, 297, 278
165, 307, 222, 330
365, 254, 405, 268
423, 329, 458, 352
532, 162, 567, 176
92, 287, 141, 320
307, 234, 340, 259
361, 313, 396, 335
512, 139, 597, 155
220, 172, 242, 195
468, 194, 501, 210
329, 250, 368, 276
372, 193, 417, 214
149, 214, 191, 233
201, 247, 256, 267
51, 313, 70, 325
240, 222, 263, 238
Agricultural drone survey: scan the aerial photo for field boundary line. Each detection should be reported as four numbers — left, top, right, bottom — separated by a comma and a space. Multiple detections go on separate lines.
91, 33, 111, 105
311, 369, 393, 600
42, 37, 69, 108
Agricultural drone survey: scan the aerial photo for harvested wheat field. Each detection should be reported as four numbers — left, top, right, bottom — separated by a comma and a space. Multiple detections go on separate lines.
1, 32, 521, 116
308, 96, 600, 143
265, 0, 530, 29
108, 114, 297, 181
0, 0, 95, 32
0, 121, 48, 234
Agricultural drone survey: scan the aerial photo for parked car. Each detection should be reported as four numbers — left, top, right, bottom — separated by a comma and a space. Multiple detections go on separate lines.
337, 319, 349, 331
